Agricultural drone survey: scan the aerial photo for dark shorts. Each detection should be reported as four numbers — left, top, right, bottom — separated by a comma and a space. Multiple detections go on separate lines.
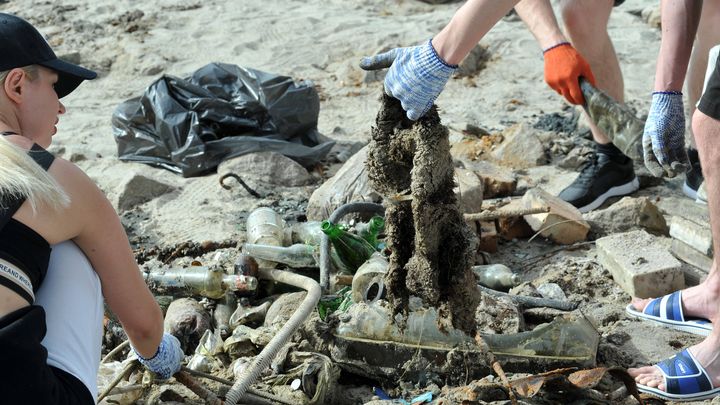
698, 52, 720, 120
0, 305, 94, 405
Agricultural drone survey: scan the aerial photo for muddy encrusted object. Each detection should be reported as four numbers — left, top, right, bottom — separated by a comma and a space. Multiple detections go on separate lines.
366, 94, 480, 334
580, 79, 644, 162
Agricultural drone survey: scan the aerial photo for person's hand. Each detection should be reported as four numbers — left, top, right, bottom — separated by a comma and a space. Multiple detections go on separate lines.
132, 333, 184, 379
360, 39, 457, 120
642, 91, 689, 177
542, 42, 596, 105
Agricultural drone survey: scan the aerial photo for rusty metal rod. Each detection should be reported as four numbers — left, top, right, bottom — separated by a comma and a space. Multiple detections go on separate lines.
175, 371, 224, 405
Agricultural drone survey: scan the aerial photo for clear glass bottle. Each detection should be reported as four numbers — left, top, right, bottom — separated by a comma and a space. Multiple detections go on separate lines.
472, 264, 521, 291
321, 220, 375, 273
145, 266, 258, 299
246, 207, 286, 268
243, 243, 317, 268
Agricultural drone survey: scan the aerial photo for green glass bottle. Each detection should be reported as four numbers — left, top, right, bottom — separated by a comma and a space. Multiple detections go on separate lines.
358, 215, 385, 251
321, 220, 376, 273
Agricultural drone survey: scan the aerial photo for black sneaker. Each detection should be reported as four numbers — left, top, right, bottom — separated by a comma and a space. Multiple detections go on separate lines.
558, 152, 639, 212
683, 148, 704, 200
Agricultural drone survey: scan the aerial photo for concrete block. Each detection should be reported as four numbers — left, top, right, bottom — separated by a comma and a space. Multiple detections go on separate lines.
669, 216, 713, 257
454, 168, 484, 214
597, 230, 684, 298
670, 238, 712, 277
521, 188, 589, 244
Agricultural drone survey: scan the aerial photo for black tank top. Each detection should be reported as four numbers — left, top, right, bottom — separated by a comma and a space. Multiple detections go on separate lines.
0, 132, 54, 304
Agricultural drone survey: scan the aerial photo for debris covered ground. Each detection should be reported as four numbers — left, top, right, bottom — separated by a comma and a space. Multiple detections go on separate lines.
4, 0, 714, 403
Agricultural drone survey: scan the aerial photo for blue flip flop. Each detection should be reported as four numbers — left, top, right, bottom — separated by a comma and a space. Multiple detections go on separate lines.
625, 291, 712, 336
638, 348, 720, 401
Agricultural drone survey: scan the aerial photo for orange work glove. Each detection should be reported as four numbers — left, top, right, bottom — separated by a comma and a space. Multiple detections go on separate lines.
542, 42, 596, 105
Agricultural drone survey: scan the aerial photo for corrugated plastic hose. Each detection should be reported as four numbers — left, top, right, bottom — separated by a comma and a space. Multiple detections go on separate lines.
224, 268, 321, 405
320, 202, 385, 292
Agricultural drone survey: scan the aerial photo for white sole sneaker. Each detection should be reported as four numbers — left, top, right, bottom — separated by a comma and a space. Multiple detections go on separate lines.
683, 181, 699, 200
577, 177, 640, 213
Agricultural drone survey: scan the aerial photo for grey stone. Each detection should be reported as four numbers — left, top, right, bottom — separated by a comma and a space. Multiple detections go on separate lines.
491, 123, 548, 168
115, 172, 175, 211
461, 159, 517, 198
536, 283, 567, 301
596, 230, 684, 298
454, 168, 484, 214
583, 196, 668, 237
217, 151, 312, 187
307, 145, 381, 220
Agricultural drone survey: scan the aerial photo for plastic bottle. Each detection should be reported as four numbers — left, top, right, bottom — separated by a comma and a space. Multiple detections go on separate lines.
351, 252, 388, 304
357, 215, 385, 251
243, 243, 317, 268
246, 207, 286, 268
321, 220, 376, 273
146, 266, 258, 299
471, 264, 521, 291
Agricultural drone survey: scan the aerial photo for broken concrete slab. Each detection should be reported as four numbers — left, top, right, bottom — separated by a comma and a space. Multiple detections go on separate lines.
596, 230, 684, 298
521, 188, 589, 244
669, 216, 713, 257
670, 238, 712, 278
217, 151, 313, 187
462, 159, 517, 198
491, 123, 548, 168
476, 221, 498, 253
583, 196, 667, 237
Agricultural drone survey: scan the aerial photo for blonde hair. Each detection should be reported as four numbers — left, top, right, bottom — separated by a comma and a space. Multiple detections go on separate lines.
0, 65, 38, 85
0, 66, 70, 213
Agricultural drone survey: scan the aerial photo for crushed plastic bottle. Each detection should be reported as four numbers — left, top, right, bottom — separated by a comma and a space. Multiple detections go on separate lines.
351, 252, 388, 304
472, 264, 521, 291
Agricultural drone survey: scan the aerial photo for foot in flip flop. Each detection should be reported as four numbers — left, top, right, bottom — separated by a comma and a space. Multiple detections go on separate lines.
629, 342, 720, 401
626, 290, 713, 336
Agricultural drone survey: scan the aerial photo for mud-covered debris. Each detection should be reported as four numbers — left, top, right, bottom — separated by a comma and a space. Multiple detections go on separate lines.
164, 297, 211, 353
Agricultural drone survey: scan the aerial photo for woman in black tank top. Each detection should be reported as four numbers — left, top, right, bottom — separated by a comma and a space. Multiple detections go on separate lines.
0, 13, 183, 404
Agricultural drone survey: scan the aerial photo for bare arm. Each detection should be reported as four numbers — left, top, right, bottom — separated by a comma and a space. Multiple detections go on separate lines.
655, 0, 703, 91
432, 0, 520, 65
20, 158, 164, 358
514, 0, 567, 50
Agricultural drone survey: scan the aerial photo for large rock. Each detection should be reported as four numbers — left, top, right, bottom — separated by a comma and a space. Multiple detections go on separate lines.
217, 151, 312, 187
583, 196, 667, 236
461, 159, 517, 198
491, 123, 548, 168
306, 145, 381, 220
115, 172, 175, 211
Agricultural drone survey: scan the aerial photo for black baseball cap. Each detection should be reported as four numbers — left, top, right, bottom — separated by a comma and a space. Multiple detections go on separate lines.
0, 13, 96, 98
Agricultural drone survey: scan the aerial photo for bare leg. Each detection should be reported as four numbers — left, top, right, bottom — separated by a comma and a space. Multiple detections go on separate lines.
686, 1, 720, 148
629, 110, 720, 390
558, 0, 621, 145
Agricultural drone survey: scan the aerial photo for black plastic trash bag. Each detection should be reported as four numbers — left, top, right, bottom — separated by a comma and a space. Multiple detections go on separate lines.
112, 62, 334, 177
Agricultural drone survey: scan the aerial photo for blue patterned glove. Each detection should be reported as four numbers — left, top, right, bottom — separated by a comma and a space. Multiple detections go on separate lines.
360, 39, 457, 120
132, 333, 184, 379
642, 91, 689, 177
